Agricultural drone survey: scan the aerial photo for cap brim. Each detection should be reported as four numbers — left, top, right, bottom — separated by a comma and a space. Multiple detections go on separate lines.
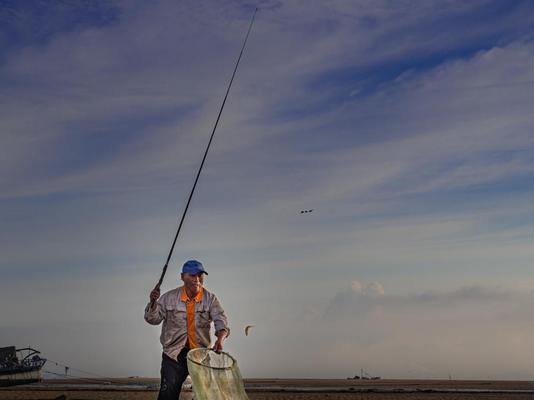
182, 270, 208, 275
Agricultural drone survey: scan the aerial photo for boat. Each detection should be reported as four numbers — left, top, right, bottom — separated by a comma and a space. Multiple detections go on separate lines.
0, 346, 47, 387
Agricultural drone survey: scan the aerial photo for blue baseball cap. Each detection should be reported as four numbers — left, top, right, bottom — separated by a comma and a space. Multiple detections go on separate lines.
182, 260, 208, 275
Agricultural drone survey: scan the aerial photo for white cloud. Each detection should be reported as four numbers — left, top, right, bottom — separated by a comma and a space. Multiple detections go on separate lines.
363, 281, 385, 296
245, 281, 534, 379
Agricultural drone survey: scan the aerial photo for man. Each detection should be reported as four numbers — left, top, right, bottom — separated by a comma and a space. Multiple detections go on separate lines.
145, 260, 230, 400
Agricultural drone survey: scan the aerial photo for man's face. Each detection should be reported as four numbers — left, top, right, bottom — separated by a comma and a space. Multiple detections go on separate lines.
181, 272, 204, 295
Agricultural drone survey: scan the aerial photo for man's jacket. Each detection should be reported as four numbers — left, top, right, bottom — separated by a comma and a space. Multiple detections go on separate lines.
144, 287, 230, 360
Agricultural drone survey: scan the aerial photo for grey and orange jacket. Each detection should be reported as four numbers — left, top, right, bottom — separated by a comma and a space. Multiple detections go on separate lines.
144, 286, 230, 360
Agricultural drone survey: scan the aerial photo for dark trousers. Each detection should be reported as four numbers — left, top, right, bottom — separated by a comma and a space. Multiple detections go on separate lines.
158, 348, 190, 400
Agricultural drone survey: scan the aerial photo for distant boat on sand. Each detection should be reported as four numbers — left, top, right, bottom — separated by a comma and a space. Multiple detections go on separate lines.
0, 346, 47, 387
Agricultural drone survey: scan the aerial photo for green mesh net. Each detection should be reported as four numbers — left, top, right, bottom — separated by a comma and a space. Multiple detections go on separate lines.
187, 348, 249, 400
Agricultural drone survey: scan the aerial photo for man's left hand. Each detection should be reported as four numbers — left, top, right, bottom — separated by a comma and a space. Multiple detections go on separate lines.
213, 329, 228, 353
213, 339, 224, 353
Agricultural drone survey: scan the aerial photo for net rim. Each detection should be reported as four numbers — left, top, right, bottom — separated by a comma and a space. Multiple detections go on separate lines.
187, 348, 236, 370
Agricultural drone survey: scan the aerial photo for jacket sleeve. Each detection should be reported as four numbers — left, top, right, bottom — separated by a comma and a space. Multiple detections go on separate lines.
144, 299, 165, 325
209, 295, 230, 337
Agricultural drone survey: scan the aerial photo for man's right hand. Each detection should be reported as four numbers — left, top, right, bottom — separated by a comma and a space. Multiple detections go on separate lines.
149, 288, 160, 307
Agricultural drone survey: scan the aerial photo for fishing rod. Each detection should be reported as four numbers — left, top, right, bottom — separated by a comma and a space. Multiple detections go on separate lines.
151, 8, 258, 303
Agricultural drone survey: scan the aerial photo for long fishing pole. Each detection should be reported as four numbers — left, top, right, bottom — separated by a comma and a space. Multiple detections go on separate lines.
151, 8, 258, 301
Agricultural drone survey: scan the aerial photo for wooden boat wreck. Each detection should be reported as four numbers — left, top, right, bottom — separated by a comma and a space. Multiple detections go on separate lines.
0, 346, 47, 387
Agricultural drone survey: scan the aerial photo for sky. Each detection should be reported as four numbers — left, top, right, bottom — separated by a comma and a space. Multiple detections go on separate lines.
2, 0, 534, 380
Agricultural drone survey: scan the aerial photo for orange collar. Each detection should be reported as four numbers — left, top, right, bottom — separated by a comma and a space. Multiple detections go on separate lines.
180, 286, 203, 303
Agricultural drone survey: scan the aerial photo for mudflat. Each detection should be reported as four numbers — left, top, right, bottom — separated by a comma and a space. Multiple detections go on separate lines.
1, 378, 534, 399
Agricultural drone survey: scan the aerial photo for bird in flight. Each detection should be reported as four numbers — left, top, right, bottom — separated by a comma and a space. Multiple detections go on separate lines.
299, 209, 314, 214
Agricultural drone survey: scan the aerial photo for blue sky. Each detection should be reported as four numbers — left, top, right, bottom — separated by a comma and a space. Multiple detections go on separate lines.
2, 0, 534, 379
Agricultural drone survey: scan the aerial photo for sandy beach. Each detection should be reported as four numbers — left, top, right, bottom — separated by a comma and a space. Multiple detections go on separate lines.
2, 379, 534, 399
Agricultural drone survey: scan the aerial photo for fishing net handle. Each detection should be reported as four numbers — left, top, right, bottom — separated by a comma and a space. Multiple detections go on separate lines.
151, 8, 258, 291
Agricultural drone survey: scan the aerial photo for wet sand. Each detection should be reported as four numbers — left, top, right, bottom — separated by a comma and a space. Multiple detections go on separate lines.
1, 378, 534, 399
